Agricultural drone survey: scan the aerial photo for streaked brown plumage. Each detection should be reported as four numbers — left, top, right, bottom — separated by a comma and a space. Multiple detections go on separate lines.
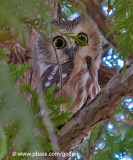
37, 17, 101, 113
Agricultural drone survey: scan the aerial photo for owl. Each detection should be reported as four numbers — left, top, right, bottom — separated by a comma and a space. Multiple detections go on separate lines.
36, 17, 102, 113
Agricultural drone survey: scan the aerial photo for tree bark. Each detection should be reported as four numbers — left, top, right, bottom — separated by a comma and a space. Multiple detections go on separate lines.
98, 64, 116, 88
84, 0, 118, 48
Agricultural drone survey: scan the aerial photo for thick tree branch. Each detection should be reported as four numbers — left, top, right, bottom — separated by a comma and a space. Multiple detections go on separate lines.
84, 0, 118, 48
98, 64, 116, 87
57, 61, 133, 152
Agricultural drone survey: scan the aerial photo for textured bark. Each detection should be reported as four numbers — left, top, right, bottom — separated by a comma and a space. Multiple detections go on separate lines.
84, 0, 118, 48
57, 61, 133, 152
98, 64, 116, 87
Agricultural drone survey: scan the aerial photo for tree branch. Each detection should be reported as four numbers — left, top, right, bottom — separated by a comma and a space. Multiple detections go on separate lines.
84, 0, 118, 48
93, 125, 104, 149
98, 64, 116, 87
84, 0, 133, 60
88, 131, 93, 160
57, 61, 133, 152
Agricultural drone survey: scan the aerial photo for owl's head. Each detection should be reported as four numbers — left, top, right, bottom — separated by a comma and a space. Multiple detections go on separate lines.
37, 17, 102, 75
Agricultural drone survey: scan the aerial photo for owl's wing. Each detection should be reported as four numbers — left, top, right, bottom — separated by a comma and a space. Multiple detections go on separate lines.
41, 60, 74, 93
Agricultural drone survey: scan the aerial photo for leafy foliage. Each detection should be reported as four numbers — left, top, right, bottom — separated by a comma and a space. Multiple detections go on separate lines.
108, 0, 133, 59
0, 48, 11, 62
0, 62, 36, 159
0, 62, 72, 159
45, 84, 72, 125
11, 63, 32, 82
94, 126, 133, 160
21, 83, 72, 127
0, 0, 54, 44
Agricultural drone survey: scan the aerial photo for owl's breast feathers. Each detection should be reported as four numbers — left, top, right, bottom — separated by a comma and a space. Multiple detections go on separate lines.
41, 55, 100, 113
60, 55, 100, 112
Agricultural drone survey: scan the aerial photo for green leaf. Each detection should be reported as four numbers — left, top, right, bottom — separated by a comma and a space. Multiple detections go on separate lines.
11, 63, 32, 82
108, 0, 133, 59
0, 125, 7, 159
0, 48, 10, 62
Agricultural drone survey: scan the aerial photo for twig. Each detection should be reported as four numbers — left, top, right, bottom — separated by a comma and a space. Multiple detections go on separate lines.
8, 141, 17, 160
93, 125, 104, 150
88, 131, 94, 160
88, 131, 93, 154
13, 48, 24, 64
102, 43, 111, 58
49, 37, 63, 97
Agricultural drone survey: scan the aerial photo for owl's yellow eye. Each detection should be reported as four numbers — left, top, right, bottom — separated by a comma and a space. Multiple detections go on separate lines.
53, 36, 66, 49
76, 33, 88, 46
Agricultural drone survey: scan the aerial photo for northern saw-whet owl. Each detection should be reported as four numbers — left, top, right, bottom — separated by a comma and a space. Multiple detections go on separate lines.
36, 17, 102, 113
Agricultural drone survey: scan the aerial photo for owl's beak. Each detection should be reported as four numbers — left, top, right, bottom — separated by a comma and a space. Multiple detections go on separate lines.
69, 47, 75, 59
